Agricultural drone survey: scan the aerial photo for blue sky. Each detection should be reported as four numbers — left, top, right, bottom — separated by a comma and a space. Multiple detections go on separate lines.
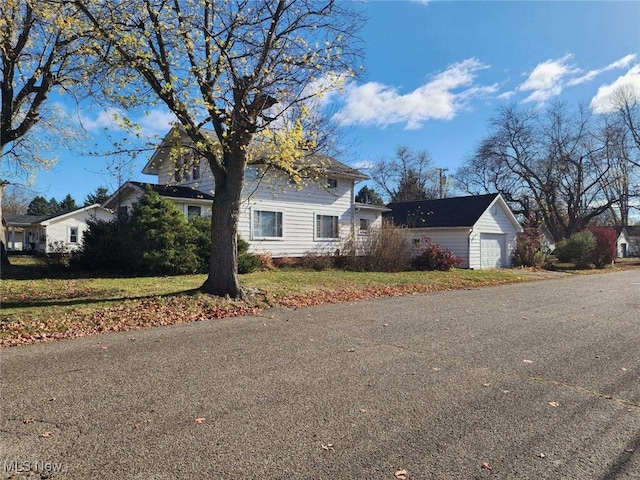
27, 0, 640, 203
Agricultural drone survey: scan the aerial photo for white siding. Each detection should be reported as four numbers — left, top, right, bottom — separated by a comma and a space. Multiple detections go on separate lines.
151, 152, 371, 257
239, 174, 354, 257
469, 200, 520, 269
44, 208, 114, 253
407, 228, 471, 268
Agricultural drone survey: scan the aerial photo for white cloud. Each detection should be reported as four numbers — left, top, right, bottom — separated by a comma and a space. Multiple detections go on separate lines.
79, 107, 123, 131
333, 58, 496, 129
568, 54, 636, 86
590, 64, 640, 114
517, 54, 580, 104
78, 107, 176, 137
138, 109, 177, 136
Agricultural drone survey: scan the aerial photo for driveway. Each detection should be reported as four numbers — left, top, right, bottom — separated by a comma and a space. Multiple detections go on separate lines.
2, 270, 640, 479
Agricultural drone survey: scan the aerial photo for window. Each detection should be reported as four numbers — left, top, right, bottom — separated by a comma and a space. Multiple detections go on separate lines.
253, 210, 283, 239
175, 159, 185, 182
316, 214, 339, 239
69, 227, 78, 244
327, 178, 338, 189
359, 218, 371, 232
192, 163, 200, 181
117, 206, 128, 216
187, 205, 202, 220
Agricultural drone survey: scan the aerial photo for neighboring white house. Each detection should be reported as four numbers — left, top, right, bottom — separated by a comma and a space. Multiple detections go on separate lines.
105, 127, 375, 258
102, 181, 215, 219
4, 205, 114, 253
616, 226, 640, 258
384, 193, 523, 269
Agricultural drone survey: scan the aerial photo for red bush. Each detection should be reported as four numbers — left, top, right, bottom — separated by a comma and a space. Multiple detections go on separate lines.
413, 237, 463, 271
587, 226, 617, 268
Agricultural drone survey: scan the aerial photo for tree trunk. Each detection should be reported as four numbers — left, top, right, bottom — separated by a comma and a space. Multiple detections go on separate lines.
0, 181, 10, 266
201, 150, 245, 299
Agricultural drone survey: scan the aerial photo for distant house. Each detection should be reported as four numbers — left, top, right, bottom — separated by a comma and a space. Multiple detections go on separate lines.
4, 205, 114, 253
102, 181, 215, 219
104, 127, 376, 258
616, 226, 640, 258
384, 193, 523, 269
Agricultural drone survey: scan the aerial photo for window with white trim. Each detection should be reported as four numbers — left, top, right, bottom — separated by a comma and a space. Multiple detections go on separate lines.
69, 227, 79, 244
359, 218, 371, 233
253, 210, 283, 239
187, 205, 202, 219
316, 214, 339, 239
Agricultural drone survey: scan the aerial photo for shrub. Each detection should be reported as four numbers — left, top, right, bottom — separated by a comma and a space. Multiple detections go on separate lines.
512, 226, 546, 268
237, 235, 260, 274
412, 237, 463, 271
341, 220, 412, 272
554, 230, 596, 267
587, 226, 617, 268
299, 251, 335, 271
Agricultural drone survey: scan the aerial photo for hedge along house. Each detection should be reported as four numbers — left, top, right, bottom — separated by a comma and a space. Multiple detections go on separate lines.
3, 205, 114, 253
384, 193, 523, 269
106, 126, 374, 258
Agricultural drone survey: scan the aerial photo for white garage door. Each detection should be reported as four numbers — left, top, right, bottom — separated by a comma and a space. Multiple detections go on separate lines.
480, 233, 505, 268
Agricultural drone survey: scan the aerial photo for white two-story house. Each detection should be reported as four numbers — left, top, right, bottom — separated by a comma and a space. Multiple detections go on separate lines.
104, 127, 386, 258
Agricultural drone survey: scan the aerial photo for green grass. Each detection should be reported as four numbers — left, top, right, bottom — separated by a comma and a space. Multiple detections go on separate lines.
0, 256, 608, 347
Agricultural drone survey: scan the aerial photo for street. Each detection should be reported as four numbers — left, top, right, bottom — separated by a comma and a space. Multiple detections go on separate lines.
2, 270, 640, 479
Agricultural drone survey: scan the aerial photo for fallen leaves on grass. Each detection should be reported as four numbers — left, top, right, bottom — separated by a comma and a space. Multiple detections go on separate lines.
1, 295, 261, 347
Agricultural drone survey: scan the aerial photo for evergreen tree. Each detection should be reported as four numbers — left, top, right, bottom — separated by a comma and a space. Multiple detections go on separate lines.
84, 187, 110, 206
27, 196, 52, 215
355, 186, 385, 206
58, 194, 78, 212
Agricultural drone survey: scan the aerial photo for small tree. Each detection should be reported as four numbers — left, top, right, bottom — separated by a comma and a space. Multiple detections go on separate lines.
512, 225, 546, 268
587, 226, 617, 268
554, 230, 596, 268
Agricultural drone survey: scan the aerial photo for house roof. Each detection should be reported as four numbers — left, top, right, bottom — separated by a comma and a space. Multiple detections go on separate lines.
355, 202, 391, 213
626, 225, 640, 236
102, 181, 214, 210
128, 181, 215, 201
4, 214, 48, 226
384, 193, 503, 228
142, 125, 368, 181
4, 205, 111, 226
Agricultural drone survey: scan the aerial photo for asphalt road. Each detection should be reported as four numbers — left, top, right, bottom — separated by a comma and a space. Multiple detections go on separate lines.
2, 270, 640, 479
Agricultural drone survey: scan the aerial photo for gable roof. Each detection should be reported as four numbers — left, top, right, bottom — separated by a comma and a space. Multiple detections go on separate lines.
626, 225, 640, 237
142, 126, 368, 181
128, 181, 215, 201
102, 181, 214, 211
4, 205, 112, 227
384, 193, 503, 228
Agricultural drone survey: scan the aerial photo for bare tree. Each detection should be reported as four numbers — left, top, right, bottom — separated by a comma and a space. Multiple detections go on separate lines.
371, 146, 439, 202
456, 102, 623, 241
74, 0, 364, 298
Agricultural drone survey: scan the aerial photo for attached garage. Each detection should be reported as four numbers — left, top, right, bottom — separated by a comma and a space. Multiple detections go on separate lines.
385, 193, 522, 269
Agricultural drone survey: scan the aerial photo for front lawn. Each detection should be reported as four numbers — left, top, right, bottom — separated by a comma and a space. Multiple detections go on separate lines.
0, 263, 562, 347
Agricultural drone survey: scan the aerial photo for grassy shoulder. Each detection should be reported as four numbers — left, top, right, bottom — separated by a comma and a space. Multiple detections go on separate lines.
0, 258, 631, 347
